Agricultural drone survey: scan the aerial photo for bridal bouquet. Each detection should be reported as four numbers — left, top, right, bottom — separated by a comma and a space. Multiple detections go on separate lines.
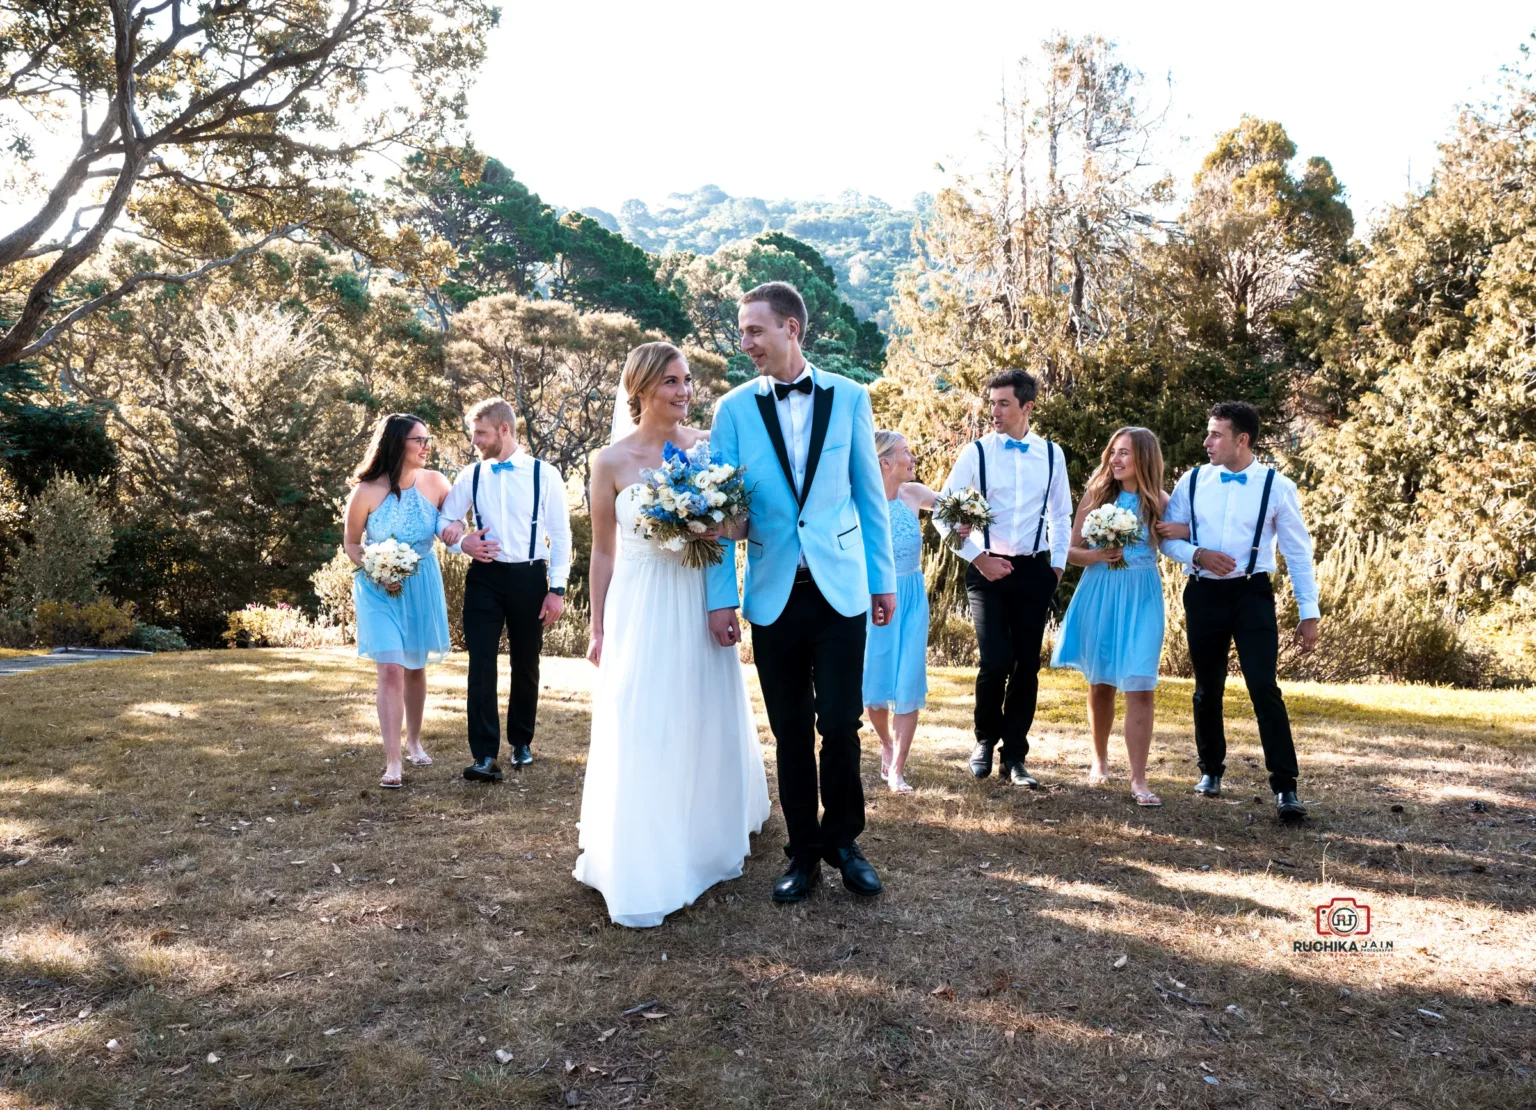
360, 537, 421, 594
1081, 502, 1144, 569
635, 441, 752, 569
932, 487, 996, 552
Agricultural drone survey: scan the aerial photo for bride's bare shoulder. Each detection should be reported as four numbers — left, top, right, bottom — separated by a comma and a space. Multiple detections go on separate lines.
678, 425, 710, 448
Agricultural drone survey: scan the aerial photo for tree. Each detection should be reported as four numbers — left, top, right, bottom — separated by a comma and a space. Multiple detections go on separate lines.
0, 0, 497, 366
0, 359, 118, 497
3, 473, 114, 610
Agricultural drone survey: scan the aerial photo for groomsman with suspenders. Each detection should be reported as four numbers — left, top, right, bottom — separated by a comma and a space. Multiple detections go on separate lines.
937, 370, 1072, 788
1160, 401, 1321, 821
437, 398, 572, 782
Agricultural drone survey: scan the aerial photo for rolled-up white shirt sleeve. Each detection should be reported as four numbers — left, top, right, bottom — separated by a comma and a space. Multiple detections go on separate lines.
1274, 481, 1320, 622
1160, 470, 1197, 568
544, 467, 573, 589
935, 443, 985, 563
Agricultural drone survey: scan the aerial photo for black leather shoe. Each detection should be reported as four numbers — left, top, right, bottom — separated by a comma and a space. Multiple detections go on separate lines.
1002, 760, 1038, 788
826, 844, 882, 896
1276, 791, 1307, 821
1194, 774, 1223, 796
509, 744, 533, 767
772, 857, 821, 903
969, 741, 996, 779
463, 758, 503, 783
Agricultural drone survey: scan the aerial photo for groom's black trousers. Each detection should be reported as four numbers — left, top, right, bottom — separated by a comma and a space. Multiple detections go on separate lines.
750, 574, 867, 864
1183, 573, 1299, 794
463, 559, 547, 762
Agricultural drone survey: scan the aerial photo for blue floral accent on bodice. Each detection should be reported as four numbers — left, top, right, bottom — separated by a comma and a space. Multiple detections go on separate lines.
1116, 490, 1156, 568
365, 483, 439, 558
888, 497, 923, 576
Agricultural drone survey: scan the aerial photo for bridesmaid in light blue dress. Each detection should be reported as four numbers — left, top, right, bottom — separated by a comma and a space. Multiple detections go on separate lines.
863, 431, 936, 794
1052, 427, 1186, 807
343, 413, 453, 789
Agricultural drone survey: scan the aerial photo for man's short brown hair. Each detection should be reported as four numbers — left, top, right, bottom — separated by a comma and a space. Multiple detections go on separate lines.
466, 397, 515, 429
987, 369, 1038, 406
739, 281, 808, 341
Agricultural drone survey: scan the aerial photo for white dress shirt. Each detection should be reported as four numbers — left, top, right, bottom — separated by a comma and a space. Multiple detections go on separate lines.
1161, 460, 1320, 621
762, 364, 816, 567
438, 448, 573, 588
935, 430, 1072, 570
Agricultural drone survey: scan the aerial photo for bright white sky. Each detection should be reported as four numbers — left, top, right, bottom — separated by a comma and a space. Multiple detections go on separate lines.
467, 0, 1535, 227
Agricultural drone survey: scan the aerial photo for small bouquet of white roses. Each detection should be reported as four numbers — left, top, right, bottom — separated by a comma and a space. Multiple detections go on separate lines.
1080, 502, 1144, 569
933, 487, 996, 552
635, 441, 752, 570
360, 537, 421, 594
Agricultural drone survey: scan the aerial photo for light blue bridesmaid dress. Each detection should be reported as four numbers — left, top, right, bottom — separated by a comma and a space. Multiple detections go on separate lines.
353, 483, 451, 670
862, 497, 929, 713
1051, 489, 1165, 691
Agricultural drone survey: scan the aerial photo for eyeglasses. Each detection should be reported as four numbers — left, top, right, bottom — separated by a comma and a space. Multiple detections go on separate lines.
406, 435, 433, 446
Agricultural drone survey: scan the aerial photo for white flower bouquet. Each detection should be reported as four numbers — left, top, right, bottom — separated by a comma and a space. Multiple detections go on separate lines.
634, 441, 752, 570
933, 487, 996, 552
360, 537, 421, 594
1080, 502, 1144, 569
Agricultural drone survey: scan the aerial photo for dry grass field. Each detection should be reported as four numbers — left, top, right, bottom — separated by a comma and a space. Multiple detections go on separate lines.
2, 649, 1534, 1109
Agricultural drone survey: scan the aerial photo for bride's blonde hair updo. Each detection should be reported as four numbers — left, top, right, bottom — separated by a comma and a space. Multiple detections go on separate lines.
621, 341, 685, 424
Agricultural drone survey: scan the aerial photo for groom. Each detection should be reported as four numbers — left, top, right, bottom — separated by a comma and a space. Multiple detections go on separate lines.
706, 281, 896, 904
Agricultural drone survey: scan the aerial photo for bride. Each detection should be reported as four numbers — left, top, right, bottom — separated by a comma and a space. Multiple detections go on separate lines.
573, 341, 770, 927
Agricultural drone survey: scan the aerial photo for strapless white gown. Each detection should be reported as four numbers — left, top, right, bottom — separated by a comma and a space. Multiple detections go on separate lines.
572, 485, 770, 927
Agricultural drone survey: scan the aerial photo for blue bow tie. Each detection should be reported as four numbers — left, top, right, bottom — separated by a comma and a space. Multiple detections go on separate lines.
1003, 438, 1029, 453
490, 459, 515, 474
1220, 471, 1247, 485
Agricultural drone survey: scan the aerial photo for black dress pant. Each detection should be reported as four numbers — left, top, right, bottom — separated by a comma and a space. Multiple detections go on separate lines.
1183, 573, 1299, 794
464, 560, 547, 762
750, 575, 867, 864
966, 552, 1058, 761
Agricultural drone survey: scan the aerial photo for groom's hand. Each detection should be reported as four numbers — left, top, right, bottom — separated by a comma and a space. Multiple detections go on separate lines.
440, 521, 466, 546
708, 607, 741, 648
461, 527, 500, 562
871, 593, 896, 627
539, 592, 564, 627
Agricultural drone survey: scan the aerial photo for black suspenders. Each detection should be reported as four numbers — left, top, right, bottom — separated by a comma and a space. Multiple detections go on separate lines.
468, 458, 544, 562
971, 437, 1054, 555
1248, 468, 1276, 578
1188, 464, 1276, 578
528, 459, 542, 560
1032, 440, 1054, 554
972, 439, 990, 551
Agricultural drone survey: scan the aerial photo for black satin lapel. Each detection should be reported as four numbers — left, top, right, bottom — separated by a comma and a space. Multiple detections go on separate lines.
797, 385, 834, 508
755, 391, 798, 499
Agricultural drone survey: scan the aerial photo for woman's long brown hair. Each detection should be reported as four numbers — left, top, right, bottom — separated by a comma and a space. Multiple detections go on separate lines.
350, 413, 426, 499
1079, 426, 1166, 531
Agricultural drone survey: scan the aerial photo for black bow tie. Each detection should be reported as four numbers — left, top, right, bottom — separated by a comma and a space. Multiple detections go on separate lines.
774, 377, 813, 400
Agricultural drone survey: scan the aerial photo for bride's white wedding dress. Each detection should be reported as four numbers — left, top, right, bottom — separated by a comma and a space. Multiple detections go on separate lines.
573, 484, 770, 927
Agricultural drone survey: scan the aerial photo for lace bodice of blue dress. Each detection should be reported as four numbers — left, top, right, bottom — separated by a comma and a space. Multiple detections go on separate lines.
888, 496, 923, 576
364, 483, 439, 556
1113, 490, 1157, 568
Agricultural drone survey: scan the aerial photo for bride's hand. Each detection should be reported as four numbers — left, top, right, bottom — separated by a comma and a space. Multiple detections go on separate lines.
1098, 546, 1124, 565
586, 629, 602, 667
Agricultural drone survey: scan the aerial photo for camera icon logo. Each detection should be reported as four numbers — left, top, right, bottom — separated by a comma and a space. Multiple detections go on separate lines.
1315, 897, 1371, 937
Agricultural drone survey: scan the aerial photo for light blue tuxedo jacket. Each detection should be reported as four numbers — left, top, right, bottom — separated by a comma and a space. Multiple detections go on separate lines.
705, 366, 896, 625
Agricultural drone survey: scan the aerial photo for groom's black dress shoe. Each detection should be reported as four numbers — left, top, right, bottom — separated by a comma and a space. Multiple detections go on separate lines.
969, 741, 996, 779
1193, 774, 1223, 796
1276, 791, 1307, 822
509, 743, 533, 767
826, 844, 882, 896
1002, 760, 1038, 788
772, 857, 822, 903
463, 758, 503, 783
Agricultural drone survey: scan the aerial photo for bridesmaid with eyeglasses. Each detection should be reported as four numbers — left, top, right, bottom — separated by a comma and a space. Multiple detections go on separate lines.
342, 414, 454, 789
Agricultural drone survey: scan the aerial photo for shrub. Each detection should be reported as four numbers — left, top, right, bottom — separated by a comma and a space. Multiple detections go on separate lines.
223, 603, 345, 649
34, 599, 136, 648
0, 610, 34, 648
124, 622, 189, 652
4, 474, 114, 612
310, 547, 358, 640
